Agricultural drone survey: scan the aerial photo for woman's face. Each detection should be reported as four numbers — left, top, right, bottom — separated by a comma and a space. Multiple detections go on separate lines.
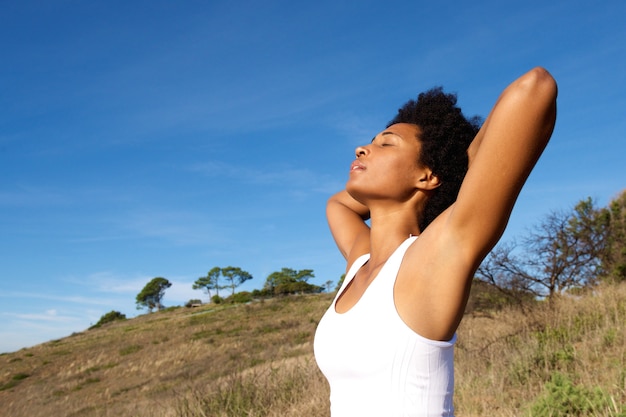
347, 123, 430, 205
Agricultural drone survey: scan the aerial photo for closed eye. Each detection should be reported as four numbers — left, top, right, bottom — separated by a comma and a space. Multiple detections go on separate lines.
372, 131, 400, 146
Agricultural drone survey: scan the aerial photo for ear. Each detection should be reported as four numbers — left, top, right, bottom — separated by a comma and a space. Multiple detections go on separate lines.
416, 169, 441, 191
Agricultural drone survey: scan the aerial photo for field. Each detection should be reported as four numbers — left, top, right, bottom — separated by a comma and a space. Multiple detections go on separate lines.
1, 282, 625, 416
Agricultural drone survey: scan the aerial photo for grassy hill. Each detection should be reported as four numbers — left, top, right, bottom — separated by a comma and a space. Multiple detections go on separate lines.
1, 283, 625, 417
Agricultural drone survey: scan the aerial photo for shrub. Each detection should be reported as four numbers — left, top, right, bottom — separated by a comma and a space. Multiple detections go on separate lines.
528, 373, 624, 416
274, 281, 323, 296
90, 310, 127, 329
252, 288, 270, 298
225, 291, 253, 304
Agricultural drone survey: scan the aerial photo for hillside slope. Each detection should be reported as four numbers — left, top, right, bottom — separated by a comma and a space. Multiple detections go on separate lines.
0, 294, 333, 417
1, 283, 625, 416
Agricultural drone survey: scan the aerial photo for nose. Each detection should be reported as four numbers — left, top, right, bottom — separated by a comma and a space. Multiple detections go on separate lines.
355, 145, 369, 158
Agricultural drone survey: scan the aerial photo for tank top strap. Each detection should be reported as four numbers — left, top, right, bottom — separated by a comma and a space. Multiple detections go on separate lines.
333, 253, 370, 302
334, 235, 418, 306
376, 235, 418, 290
386, 235, 418, 269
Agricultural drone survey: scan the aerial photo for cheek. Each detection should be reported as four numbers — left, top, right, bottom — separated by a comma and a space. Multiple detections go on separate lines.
392, 158, 421, 184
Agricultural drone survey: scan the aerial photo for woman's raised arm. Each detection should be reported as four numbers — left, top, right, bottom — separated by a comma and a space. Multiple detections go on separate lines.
449, 67, 558, 260
326, 190, 370, 261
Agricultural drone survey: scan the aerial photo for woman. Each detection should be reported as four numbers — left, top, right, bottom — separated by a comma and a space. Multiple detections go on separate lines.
314, 67, 557, 416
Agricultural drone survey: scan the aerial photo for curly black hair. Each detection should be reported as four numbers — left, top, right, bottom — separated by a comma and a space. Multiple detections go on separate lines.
387, 87, 482, 231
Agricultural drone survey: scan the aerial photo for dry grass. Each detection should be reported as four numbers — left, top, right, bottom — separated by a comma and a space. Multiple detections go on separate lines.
0, 294, 333, 417
455, 282, 626, 416
1, 283, 625, 416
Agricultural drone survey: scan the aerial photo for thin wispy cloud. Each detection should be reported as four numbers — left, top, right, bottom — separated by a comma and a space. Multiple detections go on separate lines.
3, 310, 78, 323
188, 160, 338, 193
0, 291, 119, 307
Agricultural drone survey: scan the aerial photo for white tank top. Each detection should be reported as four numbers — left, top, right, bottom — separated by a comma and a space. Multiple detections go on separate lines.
314, 236, 456, 417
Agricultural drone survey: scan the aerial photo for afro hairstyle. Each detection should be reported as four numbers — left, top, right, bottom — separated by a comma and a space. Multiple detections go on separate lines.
387, 87, 482, 231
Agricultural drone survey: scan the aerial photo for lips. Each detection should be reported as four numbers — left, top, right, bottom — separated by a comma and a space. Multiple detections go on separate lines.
350, 160, 365, 172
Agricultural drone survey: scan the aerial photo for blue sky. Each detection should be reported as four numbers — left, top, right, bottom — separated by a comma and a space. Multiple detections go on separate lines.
1, 0, 625, 353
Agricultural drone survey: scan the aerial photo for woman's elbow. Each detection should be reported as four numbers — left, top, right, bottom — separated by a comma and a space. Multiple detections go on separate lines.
518, 67, 558, 100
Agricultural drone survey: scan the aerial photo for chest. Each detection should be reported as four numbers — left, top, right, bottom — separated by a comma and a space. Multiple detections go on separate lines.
334, 262, 385, 314
315, 281, 416, 379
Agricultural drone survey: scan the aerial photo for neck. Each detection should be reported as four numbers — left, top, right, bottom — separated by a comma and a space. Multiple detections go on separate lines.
367, 204, 421, 266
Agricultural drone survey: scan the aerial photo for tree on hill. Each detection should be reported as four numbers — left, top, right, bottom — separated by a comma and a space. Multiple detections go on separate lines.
602, 189, 626, 281
192, 266, 222, 299
477, 198, 609, 300
335, 274, 345, 292
136, 277, 171, 312
263, 267, 323, 295
221, 266, 253, 296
